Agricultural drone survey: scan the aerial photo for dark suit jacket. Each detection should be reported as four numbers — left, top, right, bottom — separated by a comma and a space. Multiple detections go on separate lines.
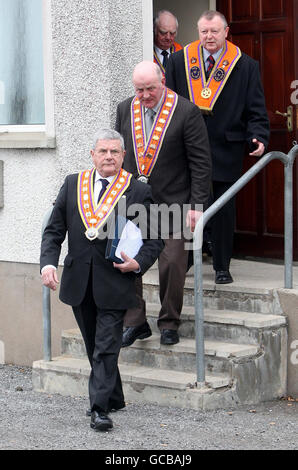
40, 174, 163, 309
165, 50, 270, 182
115, 92, 211, 210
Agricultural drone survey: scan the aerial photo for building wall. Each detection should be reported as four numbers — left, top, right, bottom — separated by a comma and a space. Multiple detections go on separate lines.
0, 261, 74, 365
0, 0, 143, 266
0, 0, 145, 363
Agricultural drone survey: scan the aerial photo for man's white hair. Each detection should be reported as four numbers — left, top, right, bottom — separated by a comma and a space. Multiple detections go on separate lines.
154, 10, 179, 32
92, 129, 125, 151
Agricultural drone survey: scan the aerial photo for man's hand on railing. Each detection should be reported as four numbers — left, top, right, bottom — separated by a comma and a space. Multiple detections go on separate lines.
41, 266, 59, 291
249, 138, 265, 157
186, 209, 203, 232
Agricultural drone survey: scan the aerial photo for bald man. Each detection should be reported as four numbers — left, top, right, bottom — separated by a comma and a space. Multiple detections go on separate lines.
115, 61, 211, 346
153, 10, 182, 75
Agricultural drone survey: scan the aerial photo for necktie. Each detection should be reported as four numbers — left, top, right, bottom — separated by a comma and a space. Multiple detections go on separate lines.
206, 55, 215, 79
145, 108, 155, 138
161, 50, 169, 68
97, 178, 109, 203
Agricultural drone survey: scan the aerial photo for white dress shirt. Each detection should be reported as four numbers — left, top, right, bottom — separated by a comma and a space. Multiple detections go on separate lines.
93, 171, 114, 204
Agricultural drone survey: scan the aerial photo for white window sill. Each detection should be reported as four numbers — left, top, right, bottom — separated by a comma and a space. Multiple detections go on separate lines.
0, 130, 56, 148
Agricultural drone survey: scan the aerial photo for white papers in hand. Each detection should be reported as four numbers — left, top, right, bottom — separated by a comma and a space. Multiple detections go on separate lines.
115, 220, 143, 261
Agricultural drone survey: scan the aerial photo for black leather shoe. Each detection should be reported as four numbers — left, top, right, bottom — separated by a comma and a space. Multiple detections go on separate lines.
90, 411, 113, 432
160, 329, 179, 345
122, 321, 152, 347
215, 270, 233, 284
86, 402, 125, 417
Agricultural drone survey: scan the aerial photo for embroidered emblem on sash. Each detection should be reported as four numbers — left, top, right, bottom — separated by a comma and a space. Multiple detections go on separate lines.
214, 68, 225, 82
184, 40, 242, 112
77, 168, 132, 240
190, 66, 201, 80
131, 88, 178, 181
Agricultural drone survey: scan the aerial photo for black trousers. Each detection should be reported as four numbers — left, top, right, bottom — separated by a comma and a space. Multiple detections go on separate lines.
72, 271, 126, 413
211, 181, 236, 271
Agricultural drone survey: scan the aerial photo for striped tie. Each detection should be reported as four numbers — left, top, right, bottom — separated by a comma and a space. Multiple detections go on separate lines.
206, 55, 215, 79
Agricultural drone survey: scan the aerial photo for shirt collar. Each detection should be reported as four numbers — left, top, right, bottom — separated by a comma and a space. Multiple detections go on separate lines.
154, 45, 171, 54
94, 170, 115, 183
202, 46, 223, 64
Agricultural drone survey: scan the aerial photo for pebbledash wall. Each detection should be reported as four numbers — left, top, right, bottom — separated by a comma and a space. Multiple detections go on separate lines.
0, 0, 151, 366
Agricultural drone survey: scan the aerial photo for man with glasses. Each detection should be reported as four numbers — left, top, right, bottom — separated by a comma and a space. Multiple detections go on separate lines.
40, 129, 163, 432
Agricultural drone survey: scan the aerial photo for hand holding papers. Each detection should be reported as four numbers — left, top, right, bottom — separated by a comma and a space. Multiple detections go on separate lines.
115, 219, 143, 261
105, 215, 143, 272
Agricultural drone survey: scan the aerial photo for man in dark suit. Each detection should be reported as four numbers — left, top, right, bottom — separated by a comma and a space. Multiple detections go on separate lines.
115, 61, 211, 347
40, 129, 163, 432
166, 10, 270, 284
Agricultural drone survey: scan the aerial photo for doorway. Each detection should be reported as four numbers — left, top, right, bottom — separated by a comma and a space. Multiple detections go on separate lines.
152, 0, 215, 47
217, 0, 298, 260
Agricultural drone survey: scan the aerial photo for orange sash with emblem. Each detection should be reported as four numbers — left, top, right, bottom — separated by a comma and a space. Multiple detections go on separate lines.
77, 168, 132, 240
184, 40, 241, 112
131, 87, 178, 180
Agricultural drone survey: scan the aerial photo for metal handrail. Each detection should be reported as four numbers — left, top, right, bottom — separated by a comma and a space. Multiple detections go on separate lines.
193, 145, 298, 387
41, 206, 54, 362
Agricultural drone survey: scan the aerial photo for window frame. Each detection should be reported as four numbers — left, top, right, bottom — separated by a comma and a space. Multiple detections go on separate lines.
0, 0, 55, 149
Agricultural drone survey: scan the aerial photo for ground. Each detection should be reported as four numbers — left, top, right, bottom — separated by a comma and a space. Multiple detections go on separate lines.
0, 364, 297, 452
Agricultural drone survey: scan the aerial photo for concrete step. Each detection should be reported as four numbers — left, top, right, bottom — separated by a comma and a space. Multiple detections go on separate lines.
58, 324, 287, 405
61, 329, 260, 374
143, 263, 284, 314
119, 335, 259, 374
145, 303, 287, 343
32, 259, 290, 410
32, 356, 234, 411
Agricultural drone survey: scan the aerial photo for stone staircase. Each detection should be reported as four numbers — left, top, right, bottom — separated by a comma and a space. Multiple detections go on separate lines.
32, 259, 289, 410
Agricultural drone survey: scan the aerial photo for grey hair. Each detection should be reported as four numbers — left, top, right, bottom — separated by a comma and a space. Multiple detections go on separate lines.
198, 10, 228, 28
154, 10, 179, 32
92, 128, 125, 151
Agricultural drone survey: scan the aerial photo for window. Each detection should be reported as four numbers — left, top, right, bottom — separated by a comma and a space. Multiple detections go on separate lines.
0, 0, 55, 148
